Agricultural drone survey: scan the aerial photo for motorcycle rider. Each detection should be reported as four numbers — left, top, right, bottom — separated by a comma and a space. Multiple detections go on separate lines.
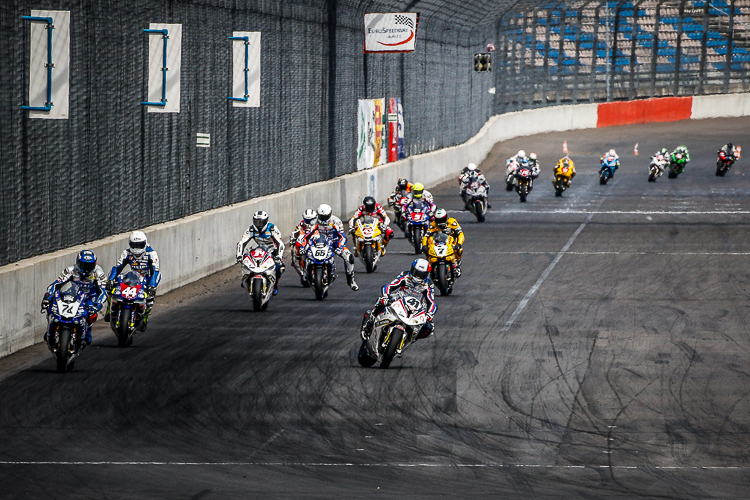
460, 164, 491, 209
422, 208, 465, 278
105, 231, 161, 330
402, 183, 436, 237
670, 145, 691, 174
236, 210, 286, 295
348, 196, 394, 253
388, 178, 412, 227
552, 156, 576, 188
719, 142, 738, 162
649, 148, 669, 179
307, 203, 358, 291
599, 149, 620, 178
290, 209, 318, 279
41, 250, 107, 345
360, 258, 437, 343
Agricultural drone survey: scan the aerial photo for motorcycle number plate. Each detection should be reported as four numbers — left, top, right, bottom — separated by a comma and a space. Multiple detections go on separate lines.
405, 297, 421, 311
314, 248, 328, 258
122, 286, 139, 300
58, 300, 80, 318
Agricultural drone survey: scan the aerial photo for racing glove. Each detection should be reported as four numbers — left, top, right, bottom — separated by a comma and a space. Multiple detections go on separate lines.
41, 298, 50, 312
454, 243, 462, 252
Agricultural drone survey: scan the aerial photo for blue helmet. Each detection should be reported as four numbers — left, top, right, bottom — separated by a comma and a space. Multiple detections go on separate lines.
75, 250, 97, 277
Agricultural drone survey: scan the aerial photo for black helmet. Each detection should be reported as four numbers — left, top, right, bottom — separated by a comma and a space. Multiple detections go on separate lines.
397, 178, 408, 190
727, 142, 733, 150
363, 196, 376, 213
75, 250, 97, 277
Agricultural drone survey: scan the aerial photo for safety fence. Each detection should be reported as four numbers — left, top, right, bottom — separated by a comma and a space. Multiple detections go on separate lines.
495, 0, 750, 112
0, 0, 494, 266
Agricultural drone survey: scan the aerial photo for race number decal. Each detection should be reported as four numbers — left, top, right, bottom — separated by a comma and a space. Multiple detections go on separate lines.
58, 301, 79, 318
122, 286, 139, 300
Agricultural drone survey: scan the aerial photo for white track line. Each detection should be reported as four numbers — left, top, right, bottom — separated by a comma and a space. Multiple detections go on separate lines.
448, 210, 750, 215
478, 251, 750, 256
499, 214, 593, 332
0, 461, 746, 470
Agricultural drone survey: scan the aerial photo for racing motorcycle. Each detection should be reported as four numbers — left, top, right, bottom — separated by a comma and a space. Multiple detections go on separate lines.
353, 216, 384, 273
716, 150, 735, 177
668, 151, 688, 179
514, 166, 533, 202
648, 155, 668, 182
43, 282, 90, 373
240, 243, 277, 311
463, 180, 488, 222
554, 166, 573, 196
424, 232, 457, 296
358, 290, 429, 369
303, 233, 336, 300
388, 192, 408, 231
291, 232, 310, 287
404, 200, 431, 254
599, 157, 617, 184
109, 271, 148, 346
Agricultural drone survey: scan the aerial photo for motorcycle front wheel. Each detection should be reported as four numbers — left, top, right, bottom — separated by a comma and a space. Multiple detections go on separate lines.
313, 266, 326, 301
474, 200, 485, 222
57, 328, 71, 373
363, 244, 375, 273
251, 277, 264, 311
412, 226, 422, 254
117, 308, 132, 347
436, 263, 449, 296
381, 327, 405, 369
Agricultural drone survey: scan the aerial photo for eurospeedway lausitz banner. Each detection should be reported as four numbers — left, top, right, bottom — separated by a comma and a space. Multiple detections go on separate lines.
364, 13, 419, 53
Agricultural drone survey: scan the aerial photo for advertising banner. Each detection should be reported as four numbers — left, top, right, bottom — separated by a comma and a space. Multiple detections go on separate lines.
357, 99, 375, 171
388, 98, 398, 163
373, 98, 385, 166
396, 98, 406, 160
364, 13, 419, 53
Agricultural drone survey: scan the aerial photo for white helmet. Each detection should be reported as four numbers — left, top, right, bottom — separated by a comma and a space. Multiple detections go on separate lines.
529, 152, 537, 160
129, 231, 148, 256
467, 163, 478, 171
409, 258, 431, 284
517, 150, 526, 159
609, 148, 616, 156
252, 210, 269, 232
303, 208, 317, 225
317, 204, 332, 224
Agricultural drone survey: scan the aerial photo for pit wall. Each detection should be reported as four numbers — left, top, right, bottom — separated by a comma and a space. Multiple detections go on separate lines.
2, 93, 749, 358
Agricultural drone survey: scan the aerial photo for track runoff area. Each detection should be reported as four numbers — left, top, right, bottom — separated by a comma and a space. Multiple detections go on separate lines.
1, 117, 750, 499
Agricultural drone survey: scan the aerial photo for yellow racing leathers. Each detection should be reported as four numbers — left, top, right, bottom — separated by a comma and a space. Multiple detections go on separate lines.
422, 218, 465, 276
553, 157, 576, 188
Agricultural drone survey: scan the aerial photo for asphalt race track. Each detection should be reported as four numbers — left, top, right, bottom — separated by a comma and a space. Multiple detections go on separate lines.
2, 117, 750, 499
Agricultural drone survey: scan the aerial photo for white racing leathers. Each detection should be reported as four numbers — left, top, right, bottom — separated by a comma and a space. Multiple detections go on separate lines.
316, 215, 355, 276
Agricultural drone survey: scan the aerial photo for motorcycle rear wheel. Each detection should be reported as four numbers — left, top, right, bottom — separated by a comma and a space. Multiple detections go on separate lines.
57, 328, 71, 373
117, 308, 132, 347
251, 278, 264, 311
381, 327, 405, 369
363, 244, 375, 273
313, 267, 326, 301
358, 340, 377, 367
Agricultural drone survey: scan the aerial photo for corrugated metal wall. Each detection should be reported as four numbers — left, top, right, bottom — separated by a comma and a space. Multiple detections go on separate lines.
0, 0, 494, 266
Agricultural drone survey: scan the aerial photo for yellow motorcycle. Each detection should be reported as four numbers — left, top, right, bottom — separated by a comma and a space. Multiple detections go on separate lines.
353, 216, 384, 273
423, 231, 457, 296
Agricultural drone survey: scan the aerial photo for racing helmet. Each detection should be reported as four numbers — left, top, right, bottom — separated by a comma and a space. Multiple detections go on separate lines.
412, 183, 425, 199
363, 196, 376, 213
129, 230, 147, 257
75, 250, 97, 277
397, 178, 409, 190
727, 142, 733, 150
517, 150, 527, 159
467, 163, 478, 172
303, 208, 317, 226
317, 204, 333, 224
434, 208, 448, 229
660, 148, 669, 155
409, 258, 431, 284
529, 153, 537, 161
253, 210, 269, 232
608, 148, 617, 156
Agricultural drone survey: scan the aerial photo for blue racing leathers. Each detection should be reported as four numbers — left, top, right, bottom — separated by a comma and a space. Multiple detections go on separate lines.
109, 247, 161, 288
44, 266, 107, 343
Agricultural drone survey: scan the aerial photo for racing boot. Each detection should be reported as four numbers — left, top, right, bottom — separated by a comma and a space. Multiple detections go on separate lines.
361, 310, 374, 340
141, 308, 151, 332
453, 260, 462, 278
346, 272, 359, 291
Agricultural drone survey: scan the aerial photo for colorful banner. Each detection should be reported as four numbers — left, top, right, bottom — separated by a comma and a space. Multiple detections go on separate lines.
373, 98, 385, 166
396, 98, 405, 160
364, 13, 419, 53
357, 99, 375, 171
388, 98, 399, 163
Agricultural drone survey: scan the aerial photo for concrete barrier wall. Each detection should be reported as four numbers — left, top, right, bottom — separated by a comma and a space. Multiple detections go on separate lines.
0, 95, 740, 358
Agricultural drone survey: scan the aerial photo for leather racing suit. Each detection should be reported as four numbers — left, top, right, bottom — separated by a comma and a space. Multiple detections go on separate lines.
363, 272, 437, 341
290, 219, 317, 277
108, 246, 161, 317
305, 215, 356, 280
348, 202, 394, 246
422, 217, 465, 277
237, 222, 286, 291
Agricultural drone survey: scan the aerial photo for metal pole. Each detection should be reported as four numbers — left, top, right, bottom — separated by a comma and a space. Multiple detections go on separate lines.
21, 16, 54, 111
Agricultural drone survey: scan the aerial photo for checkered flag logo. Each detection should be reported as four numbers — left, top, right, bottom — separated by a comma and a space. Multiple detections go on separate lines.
394, 14, 415, 30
